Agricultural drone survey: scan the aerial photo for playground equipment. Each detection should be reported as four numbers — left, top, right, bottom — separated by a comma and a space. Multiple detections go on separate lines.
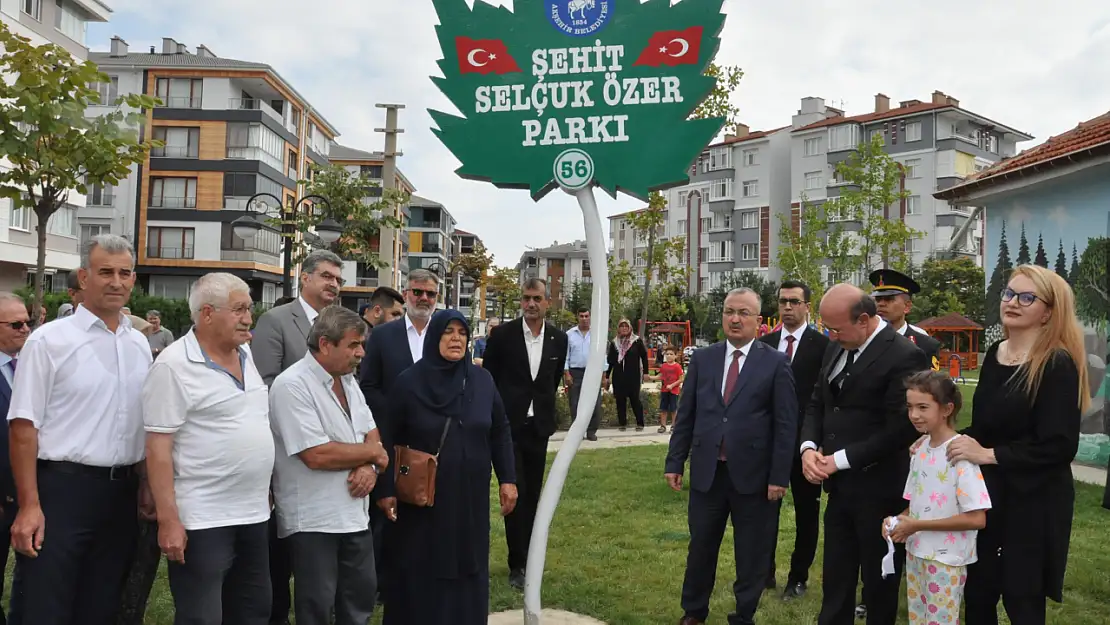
645, 320, 693, 371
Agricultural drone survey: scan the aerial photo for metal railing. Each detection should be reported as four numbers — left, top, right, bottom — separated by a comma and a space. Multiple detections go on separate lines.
151, 145, 198, 158
149, 196, 198, 209
356, 277, 380, 287
87, 194, 114, 207
157, 96, 202, 109
147, 246, 194, 259
229, 99, 283, 124
221, 249, 279, 263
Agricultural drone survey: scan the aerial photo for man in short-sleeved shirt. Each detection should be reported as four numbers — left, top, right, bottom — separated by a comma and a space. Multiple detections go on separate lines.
145, 310, 174, 358
270, 305, 388, 625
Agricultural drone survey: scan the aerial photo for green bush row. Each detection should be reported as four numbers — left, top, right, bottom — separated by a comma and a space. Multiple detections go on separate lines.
553, 389, 664, 430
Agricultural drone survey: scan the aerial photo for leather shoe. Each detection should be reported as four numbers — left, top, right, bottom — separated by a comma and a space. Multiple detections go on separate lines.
782, 581, 806, 600
509, 568, 525, 590
678, 617, 703, 625
586, 432, 598, 441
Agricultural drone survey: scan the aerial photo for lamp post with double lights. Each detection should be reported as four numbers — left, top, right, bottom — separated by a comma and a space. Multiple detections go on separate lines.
426, 261, 457, 310
230, 192, 342, 298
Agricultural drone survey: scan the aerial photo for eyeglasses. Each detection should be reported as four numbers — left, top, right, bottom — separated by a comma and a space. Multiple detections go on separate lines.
211, 305, 253, 316
0, 321, 28, 330
314, 271, 345, 287
1001, 287, 1039, 307
778, 298, 806, 307
409, 288, 438, 300
723, 309, 758, 318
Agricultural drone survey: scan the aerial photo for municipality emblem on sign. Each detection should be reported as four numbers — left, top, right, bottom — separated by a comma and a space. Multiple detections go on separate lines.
547, 0, 611, 37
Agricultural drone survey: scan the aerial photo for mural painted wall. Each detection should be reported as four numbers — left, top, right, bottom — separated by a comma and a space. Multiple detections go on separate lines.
981, 166, 1109, 450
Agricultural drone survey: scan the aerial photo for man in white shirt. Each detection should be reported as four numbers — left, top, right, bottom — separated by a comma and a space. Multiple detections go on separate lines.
7, 235, 152, 625
143, 273, 275, 625
271, 305, 388, 625
564, 308, 606, 441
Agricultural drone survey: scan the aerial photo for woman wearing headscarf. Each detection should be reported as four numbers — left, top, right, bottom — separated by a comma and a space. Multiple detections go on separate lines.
377, 309, 518, 625
604, 318, 650, 431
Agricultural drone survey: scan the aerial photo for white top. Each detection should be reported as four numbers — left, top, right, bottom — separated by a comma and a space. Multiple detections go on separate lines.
269, 353, 377, 538
8, 305, 151, 467
142, 330, 275, 531
524, 321, 545, 416
298, 297, 319, 325
721, 340, 751, 396
903, 435, 992, 566
776, 324, 806, 363
405, 314, 427, 364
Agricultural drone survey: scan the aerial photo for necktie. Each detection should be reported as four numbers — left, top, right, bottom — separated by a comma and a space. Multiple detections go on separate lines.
720, 350, 742, 462
8, 358, 15, 373
785, 335, 796, 361
831, 349, 857, 392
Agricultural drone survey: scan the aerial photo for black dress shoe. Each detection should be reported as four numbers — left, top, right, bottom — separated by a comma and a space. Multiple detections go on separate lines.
586, 432, 598, 441
678, 617, 703, 625
782, 581, 806, 600
509, 568, 525, 590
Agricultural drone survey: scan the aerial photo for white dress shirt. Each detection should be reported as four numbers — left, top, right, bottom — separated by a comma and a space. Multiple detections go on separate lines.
8, 305, 152, 467
269, 353, 377, 538
777, 324, 807, 363
299, 297, 319, 326
800, 317, 887, 470
142, 330, 275, 531
405, 314, 427, 363
524, 321, 545, 416
721, 340, 752, 396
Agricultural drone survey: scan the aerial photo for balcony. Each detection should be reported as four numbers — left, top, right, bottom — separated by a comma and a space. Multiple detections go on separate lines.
148, 246, 194, 260
149, 196, 198, 209
288, 167, 298, 180
221, 249, 279, 263
87, 194, 114, 207
355, 277, 380, 287
151, 145, 198, 159
229, 98, 284, 125
157, 96, 202, 109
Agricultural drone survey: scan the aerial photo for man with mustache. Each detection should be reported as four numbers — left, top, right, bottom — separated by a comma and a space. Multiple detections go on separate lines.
359, 287, 405, 332
252, 249, 346, 625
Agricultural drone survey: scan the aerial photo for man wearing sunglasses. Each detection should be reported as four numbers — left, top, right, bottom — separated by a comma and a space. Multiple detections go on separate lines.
0, 292, 29, 625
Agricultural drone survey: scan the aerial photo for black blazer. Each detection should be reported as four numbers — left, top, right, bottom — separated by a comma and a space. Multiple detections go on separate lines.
0, 370, 14, 502
359, 316, 416, 447
665, 340, 797, 494
800, 324, 929, 499
759, 326, 830, 446
903, 325, 942, 370
481, 318, 568, 438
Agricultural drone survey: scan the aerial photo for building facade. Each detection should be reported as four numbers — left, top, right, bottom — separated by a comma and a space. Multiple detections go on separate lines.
517, 240, 594, 307
84, 36, 340, 306
0, 0, 112, 292
450, 229, 487, 324
406, 195, 455, 302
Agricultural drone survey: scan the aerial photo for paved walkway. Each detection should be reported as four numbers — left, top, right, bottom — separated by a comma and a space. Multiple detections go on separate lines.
489, 609, 605, 624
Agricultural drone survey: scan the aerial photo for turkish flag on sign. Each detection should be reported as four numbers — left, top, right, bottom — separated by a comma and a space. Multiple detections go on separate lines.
455, 36, 522, 75
632, 26, 704, 67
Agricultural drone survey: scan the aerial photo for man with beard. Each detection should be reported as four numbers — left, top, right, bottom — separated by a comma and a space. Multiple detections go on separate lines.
252, 249, 346, 625
360, 287, 405, 333
481, 279, 568, 590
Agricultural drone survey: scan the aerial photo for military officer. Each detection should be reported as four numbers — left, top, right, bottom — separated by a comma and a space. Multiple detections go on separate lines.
869, 269, 942, 370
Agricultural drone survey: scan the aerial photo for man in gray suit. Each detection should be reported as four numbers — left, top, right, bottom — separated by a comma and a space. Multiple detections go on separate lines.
251, 249, 344, 625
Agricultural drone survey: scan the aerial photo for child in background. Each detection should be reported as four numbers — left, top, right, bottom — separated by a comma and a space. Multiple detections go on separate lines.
652, 346, 684, 433
884, 370, 991, 624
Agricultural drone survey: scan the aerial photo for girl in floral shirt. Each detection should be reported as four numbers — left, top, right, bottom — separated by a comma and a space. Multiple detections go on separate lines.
884, 371, 992, 624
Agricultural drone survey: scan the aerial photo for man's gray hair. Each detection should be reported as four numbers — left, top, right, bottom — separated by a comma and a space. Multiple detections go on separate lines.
302, 249, 344, 276
522, 277, 549, 297
0, 292, 25, 310
146, 309, 161, 319
188, 273, 250, 323
81, 234, 134, 269
725, 287, 762, 311
407, 268, 440, 287
307, 305, 366, 353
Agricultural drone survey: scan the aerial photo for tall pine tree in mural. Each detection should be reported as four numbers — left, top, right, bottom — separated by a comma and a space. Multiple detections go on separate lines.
986, 221, 1013, 328
1034, 234, 1049, 267
1069, 243, 1080, 286
1054, 240, 1069, 281
1017, 223, 1031, 265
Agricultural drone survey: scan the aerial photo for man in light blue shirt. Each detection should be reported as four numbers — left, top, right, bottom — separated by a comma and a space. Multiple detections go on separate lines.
564, 308, 606, 441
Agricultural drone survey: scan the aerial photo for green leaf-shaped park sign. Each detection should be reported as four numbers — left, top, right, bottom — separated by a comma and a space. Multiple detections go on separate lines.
429, 0, 727, 201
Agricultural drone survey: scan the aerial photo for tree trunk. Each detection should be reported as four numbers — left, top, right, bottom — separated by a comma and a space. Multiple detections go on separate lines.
637, 228, 656, 336
33, 204, 51, 320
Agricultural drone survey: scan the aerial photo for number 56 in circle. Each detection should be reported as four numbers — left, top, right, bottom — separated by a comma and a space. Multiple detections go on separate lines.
553, 149, 595, 191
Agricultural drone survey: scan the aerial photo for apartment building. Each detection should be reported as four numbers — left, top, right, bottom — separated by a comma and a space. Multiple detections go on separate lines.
328, 143, 415, 309
0, 0, 112, 291
407, 196, 455, 302
789, 92, 1032, 283
450, 229, 487, 324
517, 240, 594, 307
84, 36, 340, 306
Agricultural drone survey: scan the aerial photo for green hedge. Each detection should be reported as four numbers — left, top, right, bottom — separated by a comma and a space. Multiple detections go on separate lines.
554, 389, 663, 430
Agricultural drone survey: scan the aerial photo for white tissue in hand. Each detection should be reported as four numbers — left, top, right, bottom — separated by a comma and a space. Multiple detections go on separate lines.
881, 517, 900, 579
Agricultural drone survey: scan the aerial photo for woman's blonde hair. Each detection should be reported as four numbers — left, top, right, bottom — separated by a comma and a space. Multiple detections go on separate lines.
1003, 264, 1090, 412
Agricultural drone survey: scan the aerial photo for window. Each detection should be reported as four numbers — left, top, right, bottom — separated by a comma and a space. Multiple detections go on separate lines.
826, 204, 847, 222
87, 182, 113, 206
981, 134, 998, 154
618, 248, 625, 260
360, 164, 383, 179
9, 203, 31, 231
147, 227, 195, 259
288, 150, 299, 179
676, 219, 687, 235
699, 277, 708, 293
905, 158, 921, 179
742, 180, 759, 198
619, 221, 626, 230
226, 123, 285, 171
740, 243, 758, 261
709, 178, 733, 201
906, 195, 921, 215
906, 235, 922, 254
152, 127, 199, 158
803, 137, 823, 156
709, 240, 733, 262
223, 173, 283, 202
677, 192, 688, 209
906, 121, 922, 142
742, 149, 758, 166
709, 146, 732, 170
149, 177, 198, 208
80, 223, 109, 244
618, 229, 625, 241
699, 217, 710, 232
22, 0, 41, 20
740, 210, 758, 229
805, 171, 823, 190
828, 125, 859, 151
91, 76, 118, 105
155, 78, 203, 108
221, 223, 281, 255
55, 0, 86, 43
869, 128, 885, 145
47, 206, 78, 237
710, 212, 731, 231
698, 246, 708, 263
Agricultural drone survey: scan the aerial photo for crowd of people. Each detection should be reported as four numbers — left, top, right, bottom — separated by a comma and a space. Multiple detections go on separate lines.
0, 231, 1093, 625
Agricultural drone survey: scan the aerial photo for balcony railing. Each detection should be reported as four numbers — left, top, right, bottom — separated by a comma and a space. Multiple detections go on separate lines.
229, 98, 283, 124
148, 246, 194, 259
149, 196, 198, 209
284, 119, 298, 136
221, 249, 279, 263
157, 96, 202, 109
355, 277, 380, 287
288, 167, 298, 180
151, 145, 198, 158
87, 194, 114, 207
708, 223, 732, 233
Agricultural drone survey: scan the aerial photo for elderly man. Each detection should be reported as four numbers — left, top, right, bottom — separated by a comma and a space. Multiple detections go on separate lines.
0, 293, 30, 625
252, 248, 345, 625
8, 235, 152, 625
800, 284, 929, 625
271, 306, 387, 625
145, 309, 175, 358
665, 288, 797, 625
142, 273, 275, 625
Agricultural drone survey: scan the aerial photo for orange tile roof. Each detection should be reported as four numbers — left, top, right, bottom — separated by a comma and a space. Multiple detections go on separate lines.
609, 208, 647, 221
711, 126, 790, 147
794, 102, 953, 132
917, 312, 983, 331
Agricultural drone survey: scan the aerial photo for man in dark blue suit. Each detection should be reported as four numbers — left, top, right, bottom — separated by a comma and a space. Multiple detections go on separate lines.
0, 292, 30, 625
666, 287, 798, 625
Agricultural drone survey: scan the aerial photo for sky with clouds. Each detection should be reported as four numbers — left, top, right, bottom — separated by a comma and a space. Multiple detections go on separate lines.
88, 0, 1110, 268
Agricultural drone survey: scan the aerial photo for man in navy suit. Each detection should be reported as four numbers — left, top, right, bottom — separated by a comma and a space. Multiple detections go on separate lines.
0, 293, 31, 625
666, 287, 798, 625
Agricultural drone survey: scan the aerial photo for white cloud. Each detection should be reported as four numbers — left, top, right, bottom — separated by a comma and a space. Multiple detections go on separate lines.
91, 0, 1110, 267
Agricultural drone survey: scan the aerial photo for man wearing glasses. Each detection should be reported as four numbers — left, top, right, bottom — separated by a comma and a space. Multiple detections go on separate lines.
0, 293, 29, 625
252, 249, 346, 625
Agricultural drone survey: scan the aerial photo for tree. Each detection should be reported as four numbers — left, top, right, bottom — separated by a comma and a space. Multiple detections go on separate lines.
564, 280, 592, 316
1033, 233, 1049, 268
606, 257, 640, 332
295, 163, 405, 268
0, 23, 160, 315
486, 266, 521, 322
910, 258, 986, 325
691, 64, 744, 134
1072, 237, 1108, 325
1054, 240, 1069, 282
984, 221, 1013, 327
1016, 223, 1031, 265
1069, 243, 1080, 287
775, 198, 828, 303
451, 240, 494, 326
628, 192, 667, 335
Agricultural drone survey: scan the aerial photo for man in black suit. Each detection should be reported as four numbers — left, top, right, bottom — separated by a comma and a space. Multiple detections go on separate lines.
481, 278, 568, 590
359, 286, 405, 331
759, 280, 829, 600
800, 284, 929, 625
870, 269, 941, 371
0, 293, 28, 625
666, 287, 798, 625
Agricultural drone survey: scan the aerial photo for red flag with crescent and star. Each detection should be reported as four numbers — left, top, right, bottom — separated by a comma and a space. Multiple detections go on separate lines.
455, 36, 522, 75
632, 26, 703, 67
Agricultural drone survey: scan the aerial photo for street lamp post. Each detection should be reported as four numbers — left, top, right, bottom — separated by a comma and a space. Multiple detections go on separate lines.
427, 261, 455, 309
231, 192, 343, 298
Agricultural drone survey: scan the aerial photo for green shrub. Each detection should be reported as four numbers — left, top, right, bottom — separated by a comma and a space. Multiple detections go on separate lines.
554, 388, 662, 430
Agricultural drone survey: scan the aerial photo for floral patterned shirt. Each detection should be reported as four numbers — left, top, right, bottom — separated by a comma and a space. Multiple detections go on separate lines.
903, 435, 992, 567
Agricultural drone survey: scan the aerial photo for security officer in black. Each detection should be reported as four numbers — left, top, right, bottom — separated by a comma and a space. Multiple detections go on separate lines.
868, 269, 942, 371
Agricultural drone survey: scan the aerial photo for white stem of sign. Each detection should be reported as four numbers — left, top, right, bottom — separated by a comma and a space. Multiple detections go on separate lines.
522, 186, 610, 625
